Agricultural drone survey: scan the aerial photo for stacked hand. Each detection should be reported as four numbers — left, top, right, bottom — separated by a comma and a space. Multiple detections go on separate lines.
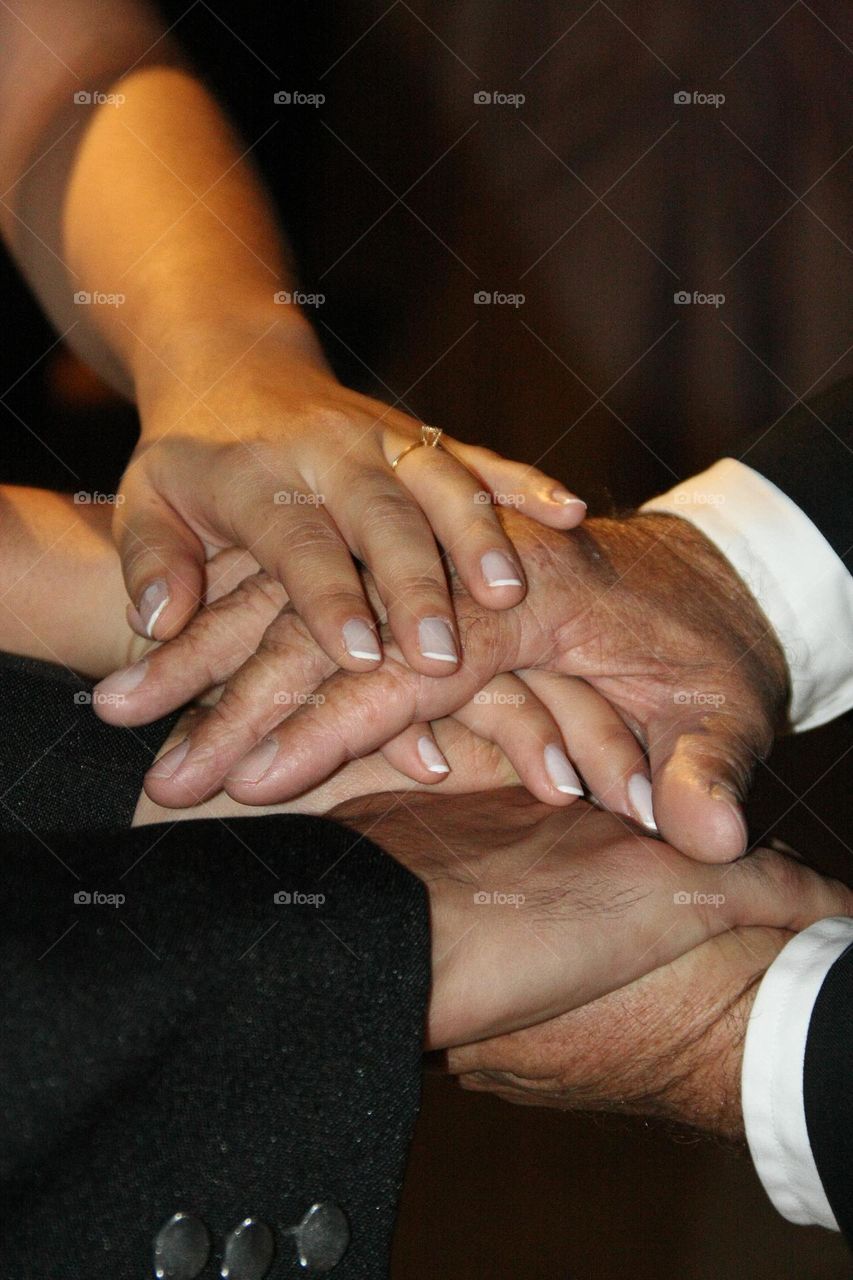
97, 506, 788, 861
102, 491, 818, 1148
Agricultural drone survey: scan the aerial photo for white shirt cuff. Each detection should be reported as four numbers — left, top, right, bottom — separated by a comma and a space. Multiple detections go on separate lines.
741, 917, 853, 1229
641, 458, 853, 731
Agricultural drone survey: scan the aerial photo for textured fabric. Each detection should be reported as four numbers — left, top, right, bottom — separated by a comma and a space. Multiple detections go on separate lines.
0, 654, 431, 1277
804, 937, 853, 1245
642, 456, 853, 731
0, 815, 430, 1277
0, 651, 180, 832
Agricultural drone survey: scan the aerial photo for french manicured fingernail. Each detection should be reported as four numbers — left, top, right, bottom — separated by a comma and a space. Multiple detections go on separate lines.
417, 735, 450, 774
229, 736, 279, 784
711, 783, 749, 850
137, 579, 170, 638
343, 618, 381, 661
628, 773, 658, 832
147, 737, 190, 779
480, 549, 523, 588
418, 617, 458, 663
549, 487, 587, 508
544, 744, 583, 795
94, 659, 148, 699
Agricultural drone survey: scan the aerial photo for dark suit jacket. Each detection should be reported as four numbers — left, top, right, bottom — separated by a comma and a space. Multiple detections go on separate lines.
804, 940, 853, 1243
744, 376, 853, 574
0, 656, 430, 1278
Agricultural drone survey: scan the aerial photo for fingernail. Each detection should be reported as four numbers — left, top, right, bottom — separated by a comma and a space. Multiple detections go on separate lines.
417, 735, 450, 774
627, 773, 658, 832
711, 783, 749, 850
480, 549, 523, 588
343, 618, 381, 661
137, 579, 170, 638
229, 736, 279, 784
544, 744, 583, 795
548, 487, 587, 508
94, 659, 148, 698
418, 617, 458, 663
147, 737, 190, 779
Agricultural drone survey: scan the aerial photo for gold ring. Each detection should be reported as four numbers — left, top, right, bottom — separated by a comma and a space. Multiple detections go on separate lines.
390, 424, 444, 470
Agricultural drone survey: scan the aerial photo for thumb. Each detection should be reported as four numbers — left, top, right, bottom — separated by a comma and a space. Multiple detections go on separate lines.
647, 702, 769, 863
115, 493, 206, 640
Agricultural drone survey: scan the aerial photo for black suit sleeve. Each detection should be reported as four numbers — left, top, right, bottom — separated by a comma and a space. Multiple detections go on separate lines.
803, 940, 853, 1244
0, 814, 430, 1279
740, 377, 853, 573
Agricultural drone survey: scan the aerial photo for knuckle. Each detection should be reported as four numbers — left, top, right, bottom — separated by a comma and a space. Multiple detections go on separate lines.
738, 848, 800, 907
213, 572, 283, 635
298, 586, 366, 619
207, 680, 280, 742
465, 513, 503, 542
386, 569, 446, 601
276, 518, 341, 570
157, 627, 221, 692
359, 490, 421, 539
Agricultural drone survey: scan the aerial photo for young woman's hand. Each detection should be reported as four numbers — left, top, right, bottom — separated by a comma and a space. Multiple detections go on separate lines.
120, 319, 585, 679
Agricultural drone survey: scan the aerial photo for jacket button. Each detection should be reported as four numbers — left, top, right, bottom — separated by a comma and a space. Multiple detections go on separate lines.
153, 1211, 211, 1279
221, 1217, 275, 1279
290, 1202, 350, 1273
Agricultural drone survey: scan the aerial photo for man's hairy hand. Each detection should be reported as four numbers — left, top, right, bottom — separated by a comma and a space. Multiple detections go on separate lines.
446, 927, 790, 1141
329, 791, 849, 1052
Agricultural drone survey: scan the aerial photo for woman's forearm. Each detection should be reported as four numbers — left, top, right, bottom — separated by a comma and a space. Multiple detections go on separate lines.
0, 487, 135, 675
0, 1, 323, 399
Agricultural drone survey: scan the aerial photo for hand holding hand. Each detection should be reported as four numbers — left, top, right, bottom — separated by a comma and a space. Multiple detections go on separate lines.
444, 927, 789, 1139
328, 791, 851, 1050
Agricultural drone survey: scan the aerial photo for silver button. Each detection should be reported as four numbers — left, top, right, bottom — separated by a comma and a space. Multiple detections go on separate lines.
153, 1212, 211, 1280
221, 1217, 275, 1279
291, 1202, 350, 1273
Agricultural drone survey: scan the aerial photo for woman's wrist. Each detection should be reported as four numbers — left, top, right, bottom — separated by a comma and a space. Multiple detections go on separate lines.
129, 296, 333, 417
